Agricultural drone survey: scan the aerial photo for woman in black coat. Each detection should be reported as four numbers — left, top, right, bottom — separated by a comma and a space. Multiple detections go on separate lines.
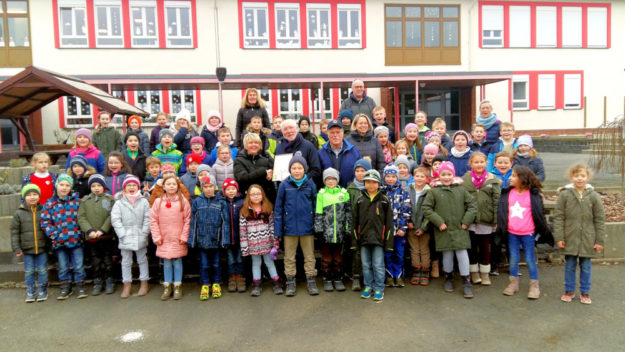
234, 132, 276, 202
235, 88, 270, 147
345, 113, 386, 173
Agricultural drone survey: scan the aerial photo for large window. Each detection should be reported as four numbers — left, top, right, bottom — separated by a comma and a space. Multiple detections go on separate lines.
385, 4, 460, 65
275, 3, 300, 48
94, 0, 124, 47
337, 4, 361, 48
58, 1, 89, 47
513, 71, 584, 111
170, 89, 197, 123
535, 6, 556, 47
0, 0, 32, 67
564, 74, 581, 109
135, 90, 162, 123
242, 2, 269, 48
306, 4, 330, 48
130, 0, 158, 47
164, 1, 192, 47
278, 89, 302, 119
312, 88, 332, 120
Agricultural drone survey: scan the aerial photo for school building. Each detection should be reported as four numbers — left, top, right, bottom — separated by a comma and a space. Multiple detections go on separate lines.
0, 0, 623, 148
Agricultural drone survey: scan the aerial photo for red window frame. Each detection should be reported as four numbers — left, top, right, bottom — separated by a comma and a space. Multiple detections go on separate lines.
510, 70, 584, 111
52, 0, 198, 49
479, 1, 610, 49
237, 0, 366, 49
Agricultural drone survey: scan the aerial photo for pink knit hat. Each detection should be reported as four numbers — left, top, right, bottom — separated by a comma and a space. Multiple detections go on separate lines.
423, 143, 438, 155
190, 136, 205, 147
438, 161, 456, 176
404, 123, 418, 135
75, 128, 92, 141
122, 175, 140, 189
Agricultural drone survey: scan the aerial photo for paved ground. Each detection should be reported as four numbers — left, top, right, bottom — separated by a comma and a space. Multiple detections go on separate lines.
1, 263, 624, 352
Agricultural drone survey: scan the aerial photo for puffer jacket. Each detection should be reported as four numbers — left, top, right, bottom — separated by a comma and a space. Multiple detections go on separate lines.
496, 187, 554, 245
173, 126, 199, 155
110, 193, 151, 251
121, 129, 151, 157
180, 171, 198, 199
11, 203, 47, 255
300, 131, 320, 149
382, 181, 411, 233
274, 176, 317, 238
314, 186, 351, 244
66, 145, 106, 174
346, 181, 364, 213
461, 171, 501, 226
448, 149, 473, 179
233, 149, 276, 202
150, 194, 191, 259
151, 143, 183, 174
212, 158, 234, 190
200, 124, 221, 153
408, 184, 430, 232
352, 190, 394, 251
422, 178, 477, 251
318, 139, 362, 188
40, 193, 83, 250
189, 193, 230, 249
513, 155, 546, 182
105, 171, 128, 196
224, 195, 244, 245
92, 126, 122, 159
346, 130, 386, 173
235, 103, 270, 147
209, 142, 238, 166
77, 193, 115, 241
553, 184, 606, 257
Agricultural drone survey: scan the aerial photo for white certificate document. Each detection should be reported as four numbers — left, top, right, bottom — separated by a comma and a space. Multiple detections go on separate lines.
272, 153, 293, 182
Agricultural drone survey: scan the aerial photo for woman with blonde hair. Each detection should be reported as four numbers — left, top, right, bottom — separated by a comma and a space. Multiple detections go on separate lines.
236, 88, 270, 147
345, 113, 386, 173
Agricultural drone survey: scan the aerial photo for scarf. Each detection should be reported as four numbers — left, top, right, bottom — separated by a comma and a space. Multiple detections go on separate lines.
127, 149, 138, 159
281, 134, 301, 153
516, 151, 529, 158
450, 147, 471, 158
471, 170, 488, 189
125, 192, 141, 206
205, 121, 222, 133
289, 174, 308, 188
353, 179, 365, 190
476, 113, 498, 130
382, 145, 393, 164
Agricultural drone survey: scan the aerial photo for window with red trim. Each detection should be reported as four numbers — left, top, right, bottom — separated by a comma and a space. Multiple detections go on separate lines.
130, 0, 159, 47
239, 1, 365, 49
512, 71, 583, 111
480, 1, 610, 49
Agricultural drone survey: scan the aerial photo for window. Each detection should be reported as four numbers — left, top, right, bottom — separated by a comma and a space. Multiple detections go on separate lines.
65, 95, 93, 126
512, 75, 529, 110
135, 90, 162, 123
587, 7, 607, 48
130, 0, 158, 47
564, 74, 581, 109
385, 4, 460, 65
242, 2, 269, 48
275, 3, 300, 48
278, 89, 302, 119
94, 0, 124, 47
312, 88, 332, 120
535, 6, 556, 47
58, 0, 88, 47
170, 89, 196, 123
562, 7, 582, 47
481, 5, 503, 47
306, 4, 330, 48
337, 4, 361, 48
164, 1, 192, 47
538, 74, 555, 110
509, 6, 530, 47
0, 0, 32, 67
259, 89, 272, 117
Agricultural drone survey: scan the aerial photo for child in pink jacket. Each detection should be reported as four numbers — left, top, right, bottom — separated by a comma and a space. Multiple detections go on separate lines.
150, 175, 191, 301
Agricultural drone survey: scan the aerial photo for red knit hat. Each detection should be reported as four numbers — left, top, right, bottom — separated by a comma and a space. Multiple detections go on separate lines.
186, 153, 203, 166
222, 178, 239, 191
127, 115, 142, 128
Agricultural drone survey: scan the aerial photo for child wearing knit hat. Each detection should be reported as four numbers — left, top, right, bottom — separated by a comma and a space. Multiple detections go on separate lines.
345, 158, 372, 291
152, 128, 184, 174
513, 134, 545, 182
121, 115, 151, 157
66, 128, 106, 174
221, 179, 247, 293
401, 123, 422, 163
180, 153, 203, 199
12, 184, 49, 302
448, 130, 473, 178
382, 164, 411, 288
67, 155, 97, 198
179, 136, 211, 174
374, 126, 395, 164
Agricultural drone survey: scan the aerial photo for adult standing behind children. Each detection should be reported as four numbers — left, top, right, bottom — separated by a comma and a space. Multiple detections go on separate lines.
476, 100, 501, 150
234, 133, 276, 202
92, 111, 122, 160
236, 88, 271, 147
318, 121, 362, 188
346, 114, 386, 174
274, 119, 322, 184
339, 79, 376, 119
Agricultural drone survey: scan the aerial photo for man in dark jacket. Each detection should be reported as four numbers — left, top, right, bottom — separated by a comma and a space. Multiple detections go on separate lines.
340, 79, 377, 119
275, 119, 322, 184
318, 121, 362, 188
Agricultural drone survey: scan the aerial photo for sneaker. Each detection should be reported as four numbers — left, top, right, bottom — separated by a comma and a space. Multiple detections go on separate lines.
25, 288, 36, 303
489, 269, 500, 276
76, 282, 88, 299
351, 277, 361, 292
211, 283, 222, 299
200, 285, 210, 301
580, 293, 592, 305
37, 286, 48, 302
57, 283, 73, 300
373, 291, 384, 301
333, 280, 346, 292
396, 277, 405, 288
385, 278, 394, 287
323, 280, 334, 292
410, 270, 420, 285
360, 287, 372, 299
560, 291, 575, 303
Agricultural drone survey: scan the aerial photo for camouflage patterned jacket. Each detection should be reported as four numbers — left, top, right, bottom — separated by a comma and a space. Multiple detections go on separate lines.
382, 181, 411, 234
314, 186, 351, 244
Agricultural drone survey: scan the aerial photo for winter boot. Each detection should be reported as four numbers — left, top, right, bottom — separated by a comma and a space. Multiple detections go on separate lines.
25, 285, 36, 303
333, 279, 346, 292
228, 275, 237, 292
236, 275, 247, 293
160, 283, 172, 301
76, 281, 88, 299
250, 280, 262, 297
503, 276, 519, 296
323, 279, 334, 292
411, 267, 421, 285
420, 268, 430, 286
462, 275, 474, 299
285, 276, 296, 297
173, 283, 183, 300
351, 276, 361, 291
138, 281, 149, 296
431, 260, 440, 278
92, 278, 103, 296
385, 277, 395, 287
57, 282, 72, 300
396, 276, 405, 287
528, 280, 540, 300
37, 284, 48, 302
470, 264, 481, 284
105, 277, 115, 294
120, 282, 132, 299
479, 265, 492, 286
306, 277, 319, 296
444, 272, 454, 292
272, 278, 283, 295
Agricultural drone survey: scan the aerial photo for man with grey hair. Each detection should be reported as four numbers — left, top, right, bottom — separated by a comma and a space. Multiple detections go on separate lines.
339, 79, 377, 119
274, 118, 322, 184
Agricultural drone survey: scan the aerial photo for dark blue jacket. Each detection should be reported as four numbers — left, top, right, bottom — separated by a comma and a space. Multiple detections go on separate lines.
189, 193, 230, 249
274, 176, 317, 238
173, 126, 199, 155
441, 133, 454, 152
209, 143, 238, 166
224, 195, 244, 245
200, 125, 219, 153
470, 140, 490, 154
513, 155, 545, 182
448, 150, 473, 179
179, 151, 211, 174
484, 120, 501, 146
318, 139, 362, 188
275, 133, 322, 184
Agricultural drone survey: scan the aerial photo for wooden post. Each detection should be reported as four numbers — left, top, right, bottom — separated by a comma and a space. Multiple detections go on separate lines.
583, 96, 587, 128
603, 96, 607, 125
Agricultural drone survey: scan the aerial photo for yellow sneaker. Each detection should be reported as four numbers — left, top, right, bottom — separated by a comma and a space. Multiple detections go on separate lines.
200, 285, 210, 301
212, 283, 222, 299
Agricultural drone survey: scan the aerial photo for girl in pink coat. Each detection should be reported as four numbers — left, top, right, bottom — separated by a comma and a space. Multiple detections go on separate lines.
150, 175, 191, 300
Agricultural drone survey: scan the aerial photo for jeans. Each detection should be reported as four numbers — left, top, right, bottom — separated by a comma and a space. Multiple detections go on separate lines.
56, 246, 86, 283
227, 246, 243, 276
565, 255, 592, 293
121, 248, 149, 283
508, 233, 538, 280
199, 249, 221, 285
385, 237, 405, 279
163, 258, 183, 284
251, 254, 278, 281
442, 249, 470, 276
23, 252, 48, 288
361, 245, 385, 292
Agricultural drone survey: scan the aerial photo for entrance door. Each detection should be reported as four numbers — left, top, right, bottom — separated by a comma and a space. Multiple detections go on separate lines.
399, 88, 461, 133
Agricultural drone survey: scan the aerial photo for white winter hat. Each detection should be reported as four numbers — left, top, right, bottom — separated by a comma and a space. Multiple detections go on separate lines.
176, 109, 192, 124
